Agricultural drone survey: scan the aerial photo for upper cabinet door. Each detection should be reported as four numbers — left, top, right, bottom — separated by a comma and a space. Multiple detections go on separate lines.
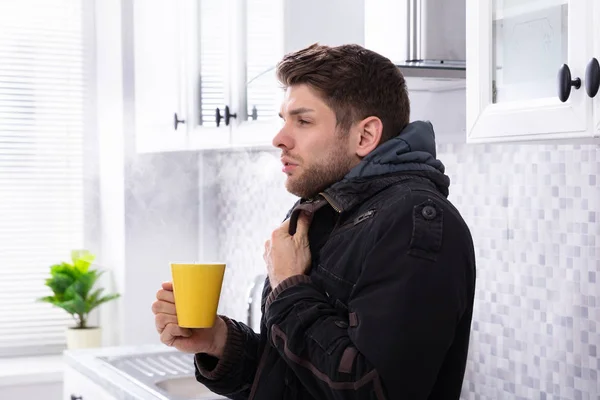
185, 0, 233, 149
133, 0, 187, 152
593, 1, 600, 136
229, 0, 285, 147
467, 0, 597, 143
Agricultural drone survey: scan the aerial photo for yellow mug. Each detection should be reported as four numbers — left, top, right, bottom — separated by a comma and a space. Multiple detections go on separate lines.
170, 262, 226, 328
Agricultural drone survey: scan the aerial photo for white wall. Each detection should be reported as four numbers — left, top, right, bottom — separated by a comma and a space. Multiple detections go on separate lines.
409, 89, 466, 143
95, 0, 201, 347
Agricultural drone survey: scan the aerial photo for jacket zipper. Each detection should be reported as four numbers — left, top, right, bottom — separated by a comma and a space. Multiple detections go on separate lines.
354, 209, 375, 225
319, 192, 342, 213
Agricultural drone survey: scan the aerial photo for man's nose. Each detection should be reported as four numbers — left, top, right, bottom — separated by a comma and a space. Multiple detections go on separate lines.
272, 125, 292, 149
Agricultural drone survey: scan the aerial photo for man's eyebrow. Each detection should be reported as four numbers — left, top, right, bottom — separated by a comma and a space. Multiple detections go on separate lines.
278, 108, 316, 119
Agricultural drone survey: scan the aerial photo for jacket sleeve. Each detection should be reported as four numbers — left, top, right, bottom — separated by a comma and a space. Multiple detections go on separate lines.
193, 316, 262, 399
264, 205, 472, 399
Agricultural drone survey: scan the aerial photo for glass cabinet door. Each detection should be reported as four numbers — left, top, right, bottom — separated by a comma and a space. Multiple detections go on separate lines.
492, 0, 568, 103
467, 0, 595, 142
231, 0, 284, 146
185, 0, 232, 148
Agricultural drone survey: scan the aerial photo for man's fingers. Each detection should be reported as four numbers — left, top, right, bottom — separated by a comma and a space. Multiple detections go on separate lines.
293, 211, 313, 239
156, 288, 175, 303
155, 313, 178, 333
160, 323, 178, 346
152, 299, 176, 315
160, 323, 192, 346
161, 281, 173, 291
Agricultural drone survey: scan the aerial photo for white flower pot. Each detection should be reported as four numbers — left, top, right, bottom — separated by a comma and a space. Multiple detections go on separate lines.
66, 327, 102, 349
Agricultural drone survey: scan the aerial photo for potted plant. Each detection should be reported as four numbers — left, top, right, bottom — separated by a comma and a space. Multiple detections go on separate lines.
38, 250, 120, 349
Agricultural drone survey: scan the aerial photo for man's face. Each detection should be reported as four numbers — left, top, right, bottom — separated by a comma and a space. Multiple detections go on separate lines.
273, 84, 359, 199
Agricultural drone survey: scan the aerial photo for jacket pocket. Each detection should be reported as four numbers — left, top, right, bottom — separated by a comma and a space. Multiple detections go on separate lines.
408, 199, 443, 261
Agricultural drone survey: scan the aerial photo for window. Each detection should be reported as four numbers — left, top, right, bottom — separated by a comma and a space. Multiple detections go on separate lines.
0, 0, 89, 357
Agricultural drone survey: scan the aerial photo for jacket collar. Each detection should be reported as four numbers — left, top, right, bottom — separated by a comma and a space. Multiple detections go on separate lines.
320, 170, 445, 213
290, 120, 450, 226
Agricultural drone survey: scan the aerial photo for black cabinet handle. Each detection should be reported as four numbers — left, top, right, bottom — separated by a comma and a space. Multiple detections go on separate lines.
224, 106, 237, 126
71, 395, 83, 400
585, 57, 600, 98
173, 113, 185, 130
215, 107, 222, 127
250, 105, 258, 121
216, 106, 237, 127
557, 64, 581, 102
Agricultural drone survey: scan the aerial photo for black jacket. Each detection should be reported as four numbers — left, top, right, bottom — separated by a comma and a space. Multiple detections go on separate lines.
194, 121, 476, 399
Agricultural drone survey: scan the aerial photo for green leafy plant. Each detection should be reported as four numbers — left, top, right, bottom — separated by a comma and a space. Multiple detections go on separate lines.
38, 250, 120, 329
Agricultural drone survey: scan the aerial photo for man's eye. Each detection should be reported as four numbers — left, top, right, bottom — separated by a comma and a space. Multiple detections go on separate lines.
298, 119, 309, 125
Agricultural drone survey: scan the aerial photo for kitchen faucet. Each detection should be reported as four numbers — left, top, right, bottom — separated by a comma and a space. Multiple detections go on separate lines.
247, 274, 266, 331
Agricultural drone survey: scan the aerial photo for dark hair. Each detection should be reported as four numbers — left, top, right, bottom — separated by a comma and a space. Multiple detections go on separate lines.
276, 43, 410, 144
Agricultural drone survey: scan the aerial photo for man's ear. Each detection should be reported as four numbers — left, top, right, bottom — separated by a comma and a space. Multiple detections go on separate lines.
353, 116, 383, 158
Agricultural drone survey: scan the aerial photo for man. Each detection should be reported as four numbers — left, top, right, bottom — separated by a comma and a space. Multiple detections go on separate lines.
152, 43, 476, 399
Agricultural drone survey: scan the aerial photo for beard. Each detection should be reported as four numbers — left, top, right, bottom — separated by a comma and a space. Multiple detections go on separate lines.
284, 140, 356, 199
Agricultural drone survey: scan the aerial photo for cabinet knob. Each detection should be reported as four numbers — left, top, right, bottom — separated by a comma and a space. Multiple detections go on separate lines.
557, 64, 581, 102
173, 113, 186, 130
585, 58, 600, 98
71, 395, 83, 400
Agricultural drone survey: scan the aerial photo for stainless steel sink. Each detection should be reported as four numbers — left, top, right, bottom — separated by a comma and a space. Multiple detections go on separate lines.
98, 350, 224, 399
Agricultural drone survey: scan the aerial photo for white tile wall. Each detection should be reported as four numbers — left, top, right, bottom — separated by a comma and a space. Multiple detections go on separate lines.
205, 142, 600, 399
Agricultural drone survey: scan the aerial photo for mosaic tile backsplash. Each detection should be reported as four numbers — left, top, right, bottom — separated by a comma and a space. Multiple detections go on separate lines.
205, 143, 600, 399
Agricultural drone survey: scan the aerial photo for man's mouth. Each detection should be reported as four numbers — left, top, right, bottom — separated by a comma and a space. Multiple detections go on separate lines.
282, 160, 298, 173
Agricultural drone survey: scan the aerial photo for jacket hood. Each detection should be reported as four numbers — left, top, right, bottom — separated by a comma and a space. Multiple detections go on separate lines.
341, 120, 449, 194
344, 121, 448, 186
317, 121, 450, 214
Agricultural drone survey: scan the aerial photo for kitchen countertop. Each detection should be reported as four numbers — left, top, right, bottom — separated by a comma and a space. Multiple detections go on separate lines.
64, 344, 202, 400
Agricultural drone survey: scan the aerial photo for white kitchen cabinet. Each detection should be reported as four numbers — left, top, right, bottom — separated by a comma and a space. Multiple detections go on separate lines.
130, 0, 365, 153
133, 0, 232, 153
132, 0, 187, 153
63, 367, 115, 400
466, 0, 600, 143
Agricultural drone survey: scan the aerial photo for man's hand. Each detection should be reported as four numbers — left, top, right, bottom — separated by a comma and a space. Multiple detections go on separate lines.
152, 282, 228, 357
264, 211, 313, 289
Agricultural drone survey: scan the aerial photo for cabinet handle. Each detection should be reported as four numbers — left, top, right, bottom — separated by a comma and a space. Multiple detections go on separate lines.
215, 106, 237, 127
215, 107, 222, 127
224, 106, 237, 126
557, 64, 581, 102
251, 105, 258, 121
585, 58, 600, 98
173, 113, 186, 130
216, 106, 237, 127
71, 395, 83, 400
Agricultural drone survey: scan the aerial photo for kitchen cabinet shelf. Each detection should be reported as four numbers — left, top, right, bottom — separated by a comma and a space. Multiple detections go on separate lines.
492, 0, 568, 21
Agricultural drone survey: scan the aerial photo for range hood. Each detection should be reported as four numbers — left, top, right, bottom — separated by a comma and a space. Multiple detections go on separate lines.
397, 0, 466, 91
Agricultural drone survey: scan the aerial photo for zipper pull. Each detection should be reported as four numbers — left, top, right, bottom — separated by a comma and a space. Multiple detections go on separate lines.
353, 210, 375, 225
